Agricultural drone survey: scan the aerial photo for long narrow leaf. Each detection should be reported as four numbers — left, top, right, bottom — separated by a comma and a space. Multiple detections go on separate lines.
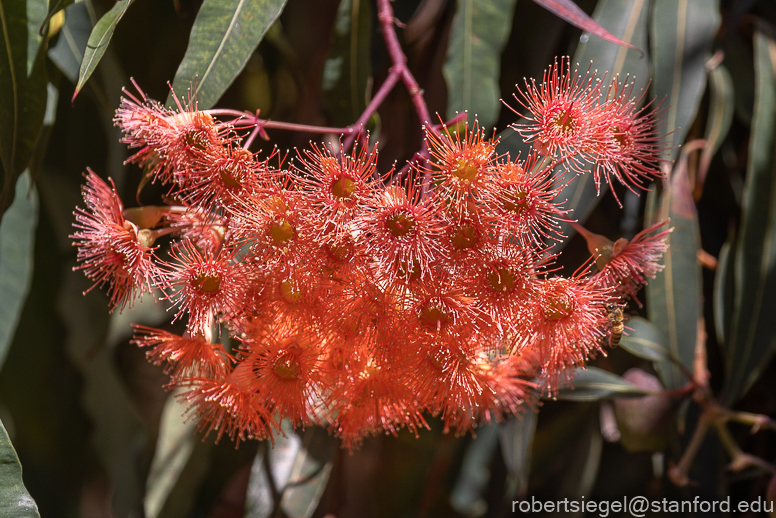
167, 0, 288, 110
443, 0, 518, 129
73, 0, 135, 101
722, 21, 776, 405
0, 0, 48, 220
0, 418, 40, 518
650, 0, 720, 162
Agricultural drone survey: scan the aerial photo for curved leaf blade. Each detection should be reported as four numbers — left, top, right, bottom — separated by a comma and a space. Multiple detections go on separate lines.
722, 21, 776, 405
0, 171, 38, 369
650, 0, 721, 162
73, 0, 134, 101
498, 412, 538, 497
0, 418, 40, 517
322, 0, 372, 127
167, 0, 288, 110
552, 367, 651, 401
48, 2, 92, 84
646, 147, 703, 389
713, 241, 734, 348
532, 0, 643, 55
443, 0, 518, 129
698, 64, 734, 187
0, 0, 48, 220
618, 316, 673, 363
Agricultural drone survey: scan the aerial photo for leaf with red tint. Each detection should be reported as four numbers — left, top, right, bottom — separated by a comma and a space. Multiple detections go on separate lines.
531, 0, 644, 56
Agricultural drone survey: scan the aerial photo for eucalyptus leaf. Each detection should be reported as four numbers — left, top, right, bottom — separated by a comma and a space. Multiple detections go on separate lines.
722, 21, 776, 405
0, 172, 38, 370
650, 0, 720, 162
699, 64, 734, 186
321, 0, 372, 127
713, 241, 733, 349
0, 417, 40, 518
167, 0, 288, 110
443, 0, 518, 129
246, 423, 338, 518
0, 0, 48, 220
73, 0, 135, 100
646, 146, 703, 389
498, 412, 538, 498
552, 366, 651, 401
450, 423, 500, 515
48, 2, 92, 83
618, 316, 673, 364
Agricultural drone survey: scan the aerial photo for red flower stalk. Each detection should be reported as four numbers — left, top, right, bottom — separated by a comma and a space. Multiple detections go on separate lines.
71, 170, 159, 311
510, 57, 603, 164
589, 219, 673, 304
162, 241, 250, 333
132, 325, 231, 377
590, 77, 667, 204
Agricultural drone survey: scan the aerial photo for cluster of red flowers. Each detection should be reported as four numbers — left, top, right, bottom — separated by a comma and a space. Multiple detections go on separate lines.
71, 58, 671, 448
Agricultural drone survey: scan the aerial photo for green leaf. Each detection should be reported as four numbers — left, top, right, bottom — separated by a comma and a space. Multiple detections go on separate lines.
650, 0, 721, 162
552, 367, 651, 401
450, 424, 500, 515
443, 0, 518, 130
698, 64, 734, 186
0, 417, 40, 517
167, 0, 288, 110
245, 422, 338, 518
41, 0, 74, 33
144, 390, 197, 518
498, 412, 538, 497
0, 0, 48, 220
73, 0, 134, 101
722, 21, 776, 405
321, 0, 372, 127
713, 241, 734, 349
48, 2, 92, 83
618, 316, 673, 364
646, 146, 703, 389
0, 171, 38, 369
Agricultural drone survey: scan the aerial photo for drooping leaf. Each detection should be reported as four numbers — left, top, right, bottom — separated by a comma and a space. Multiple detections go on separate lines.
443, 0, 518, 129
450, 424, 500, 514
0, 0, 48, 220
0, 172, 38, 370
618, 316, 673, 364
532, 0, 643, 55
41, 0, 74, 33
73, 0, 135, 101
553, 367, 651, 401
722, 21, 776, 405
321, 0, 372, 127
698, 64, 734, 189
646, 145, 703, 389
0, 417, 40, 518
650, 0, 721, 162
245, 423, 338, 518
144, 391, 197, 518
498, 412, 538, 498
48, 2, 92, 83
713, 241, 734, 349
167, 0, 289, 110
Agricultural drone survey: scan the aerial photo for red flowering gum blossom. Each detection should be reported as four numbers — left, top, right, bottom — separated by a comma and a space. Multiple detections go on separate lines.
71, 169, 159, 312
